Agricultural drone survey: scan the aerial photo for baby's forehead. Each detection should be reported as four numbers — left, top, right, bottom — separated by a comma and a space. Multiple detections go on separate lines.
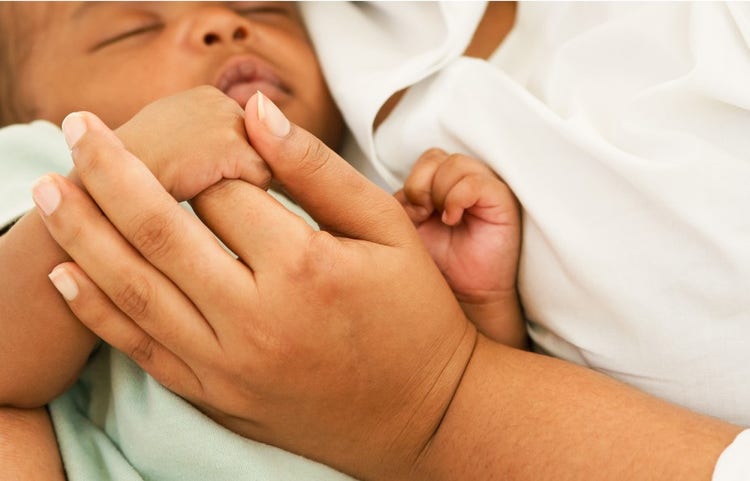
4, 2, 58, 35
0, 2, 56, 55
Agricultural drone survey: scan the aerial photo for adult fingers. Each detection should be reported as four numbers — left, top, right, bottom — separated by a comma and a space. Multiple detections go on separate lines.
32, 173, 216, 358
244, 92, 415, 246
62, 111, 251, 321
47, 262, 204, 397
190, 179, 313, 272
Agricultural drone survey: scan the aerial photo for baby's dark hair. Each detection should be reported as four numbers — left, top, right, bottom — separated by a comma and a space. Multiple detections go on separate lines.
0, 3, 36, 128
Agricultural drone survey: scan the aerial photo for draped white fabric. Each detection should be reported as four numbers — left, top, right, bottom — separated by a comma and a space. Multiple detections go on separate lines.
302, 3, 750, 475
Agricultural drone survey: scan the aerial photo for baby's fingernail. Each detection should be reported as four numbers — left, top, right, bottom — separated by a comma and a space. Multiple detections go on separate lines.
32, 175, 61, 216
61, 112, 87, 148
257, 91, 290, 137
49, 266, 79, 301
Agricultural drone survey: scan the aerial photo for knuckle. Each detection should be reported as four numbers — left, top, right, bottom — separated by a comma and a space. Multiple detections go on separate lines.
413, 148, 447, 172
445, 153, 468, 169
404, 181, 430, 200
195, 84, 219, 95
420, 147, 447, 162
193, 84, 224, 100
254, 165, 273, 190
298, 139, 333, 179
207, 85, 244, 113
74, 131, 128, 170
129, 209, 180, 261
292, 231, 342, 287
56, 217, 86, 249
72, 137, 102, 170
129, 335, 156, 365
113, 274, 154, 320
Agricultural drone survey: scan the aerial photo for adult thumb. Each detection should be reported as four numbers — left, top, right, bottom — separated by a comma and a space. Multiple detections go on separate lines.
245, 92, 413, 245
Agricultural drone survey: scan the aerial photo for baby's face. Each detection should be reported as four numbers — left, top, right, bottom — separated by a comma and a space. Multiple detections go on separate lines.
18, 2, 342, 147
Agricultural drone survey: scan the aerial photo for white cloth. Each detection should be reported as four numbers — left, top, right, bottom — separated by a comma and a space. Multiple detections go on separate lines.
714, 430, 750, 481
302, 1, 750, 477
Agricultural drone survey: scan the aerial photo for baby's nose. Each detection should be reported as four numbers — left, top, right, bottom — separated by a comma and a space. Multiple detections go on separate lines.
203, 24, 248, 46
190, 8, 250, 48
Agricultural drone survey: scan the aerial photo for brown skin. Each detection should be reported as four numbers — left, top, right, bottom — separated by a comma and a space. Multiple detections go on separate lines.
0, 407, 65, 481
1, 2, 343, 407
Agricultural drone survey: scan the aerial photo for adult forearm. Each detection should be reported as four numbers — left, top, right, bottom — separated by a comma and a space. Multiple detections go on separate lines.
0, 406, 66, 481
416, 335, 741, 481
0, 208, 97, 407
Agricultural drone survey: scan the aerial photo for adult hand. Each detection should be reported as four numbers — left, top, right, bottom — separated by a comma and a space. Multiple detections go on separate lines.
34, 93, 476, 480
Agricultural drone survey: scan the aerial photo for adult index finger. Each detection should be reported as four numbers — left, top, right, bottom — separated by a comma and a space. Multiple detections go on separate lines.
245, 93, 418, 248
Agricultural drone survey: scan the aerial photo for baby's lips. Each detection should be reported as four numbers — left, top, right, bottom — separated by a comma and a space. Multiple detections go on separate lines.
213, 54, 286, 96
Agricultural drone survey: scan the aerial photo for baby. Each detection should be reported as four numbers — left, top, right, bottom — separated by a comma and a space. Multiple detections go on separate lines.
0, 1, 524, 477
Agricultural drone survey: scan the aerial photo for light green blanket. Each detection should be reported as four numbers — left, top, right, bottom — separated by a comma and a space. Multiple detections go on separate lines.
50, 342, 357, 480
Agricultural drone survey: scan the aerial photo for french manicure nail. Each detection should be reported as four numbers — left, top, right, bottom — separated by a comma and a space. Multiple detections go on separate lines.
49, 267, 79, 301
61, 112, 87, 148
257, 91, 290, 137
32, 175, 61, 216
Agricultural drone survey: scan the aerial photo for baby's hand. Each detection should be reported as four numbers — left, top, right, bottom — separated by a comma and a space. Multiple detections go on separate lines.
115, 86, 270, 201
395, 149, 525, 347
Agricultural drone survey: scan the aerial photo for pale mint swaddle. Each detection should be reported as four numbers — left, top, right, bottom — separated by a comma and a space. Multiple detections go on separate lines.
50, 348, 353, 480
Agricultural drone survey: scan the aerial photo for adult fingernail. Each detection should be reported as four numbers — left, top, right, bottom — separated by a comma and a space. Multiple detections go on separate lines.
49, 267, 79, 301
32, 175, 61, 216
61, 112, 87, 148
257, 91, 290, 137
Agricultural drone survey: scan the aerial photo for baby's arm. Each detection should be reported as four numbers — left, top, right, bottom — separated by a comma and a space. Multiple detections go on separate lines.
395, 149, 526, 348
0, 194, 98, 407
0, 87, 270, 407
0, 406, 66, 480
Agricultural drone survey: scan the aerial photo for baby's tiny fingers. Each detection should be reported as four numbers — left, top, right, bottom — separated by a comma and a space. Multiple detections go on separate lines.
442, 174, 487, 226
394, 189, 432, 224
403, 148, 449, 209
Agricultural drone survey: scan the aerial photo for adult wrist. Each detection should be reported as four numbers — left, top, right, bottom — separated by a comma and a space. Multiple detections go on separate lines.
404, 325, 480, 481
